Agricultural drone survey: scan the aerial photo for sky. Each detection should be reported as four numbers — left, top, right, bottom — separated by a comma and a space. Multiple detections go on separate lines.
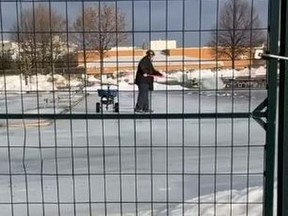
0, 0, 269, 47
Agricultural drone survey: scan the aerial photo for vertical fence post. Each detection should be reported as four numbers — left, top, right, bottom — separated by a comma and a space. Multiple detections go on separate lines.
278, 0, 288, 215
265, 0, 279, 215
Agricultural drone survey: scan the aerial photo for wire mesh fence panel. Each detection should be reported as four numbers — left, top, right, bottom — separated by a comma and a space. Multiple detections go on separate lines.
0, 0, 276, 216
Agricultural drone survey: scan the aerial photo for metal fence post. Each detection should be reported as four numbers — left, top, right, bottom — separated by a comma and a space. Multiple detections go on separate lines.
278, 0, 288, 215
264, 0, 280, 215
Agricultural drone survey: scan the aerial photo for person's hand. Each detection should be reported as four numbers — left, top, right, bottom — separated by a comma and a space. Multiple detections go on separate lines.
157, 72, 163, 77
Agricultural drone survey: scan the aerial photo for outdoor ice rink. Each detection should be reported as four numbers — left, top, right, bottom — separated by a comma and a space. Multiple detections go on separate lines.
0, 87, 267, 215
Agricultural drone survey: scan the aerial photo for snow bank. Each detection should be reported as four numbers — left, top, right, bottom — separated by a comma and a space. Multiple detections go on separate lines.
137, 185, 276, 216
0, 67, 266, 93
0, 74, 83, 93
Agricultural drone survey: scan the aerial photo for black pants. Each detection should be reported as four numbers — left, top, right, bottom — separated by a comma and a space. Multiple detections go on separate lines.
135, 84, 150, 111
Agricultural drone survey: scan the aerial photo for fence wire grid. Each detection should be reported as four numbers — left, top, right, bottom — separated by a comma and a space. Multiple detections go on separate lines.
0, 0, 274, 216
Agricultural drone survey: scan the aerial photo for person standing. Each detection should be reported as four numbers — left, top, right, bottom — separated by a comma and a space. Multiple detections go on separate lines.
134, 50, 163, 113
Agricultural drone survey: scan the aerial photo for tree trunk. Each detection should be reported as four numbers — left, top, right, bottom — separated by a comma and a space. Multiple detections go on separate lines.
52, 62, 55, 74
100, 51, 104, 75
24, 75, 28, 86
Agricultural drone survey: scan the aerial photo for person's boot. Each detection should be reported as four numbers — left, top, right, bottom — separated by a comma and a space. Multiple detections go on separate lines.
134, 108, 143, 113
143, 109, 153, 113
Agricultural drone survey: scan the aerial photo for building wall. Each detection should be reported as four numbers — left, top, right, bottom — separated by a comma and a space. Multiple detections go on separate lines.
78, 49, 145, 65
150, 40, 177, 51
107, 49, 145, 57
167, 47, 215, 59
79, 47, 255, 75
85, 62, 221, 75
167, 47, 254, 69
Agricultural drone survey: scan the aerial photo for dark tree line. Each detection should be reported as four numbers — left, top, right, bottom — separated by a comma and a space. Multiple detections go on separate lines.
0, 50, 16, 71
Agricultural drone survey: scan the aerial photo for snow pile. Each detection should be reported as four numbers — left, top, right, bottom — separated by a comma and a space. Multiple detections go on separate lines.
170, 187, 265, 216
0, 75, 55, 92
93, 186, 275, 216
0, 74, 83, 93
217, 66, 266, 78
138, 185, 276, 216
0, 67, 266, 93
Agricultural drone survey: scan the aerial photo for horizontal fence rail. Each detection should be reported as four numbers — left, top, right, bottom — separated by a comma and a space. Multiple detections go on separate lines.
0, 112, 254, 119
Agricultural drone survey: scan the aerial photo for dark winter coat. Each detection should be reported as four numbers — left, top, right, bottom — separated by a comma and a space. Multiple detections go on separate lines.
135, 56, 162, 91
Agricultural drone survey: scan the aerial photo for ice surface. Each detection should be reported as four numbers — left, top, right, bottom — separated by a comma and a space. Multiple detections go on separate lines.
0, 68, 271, 216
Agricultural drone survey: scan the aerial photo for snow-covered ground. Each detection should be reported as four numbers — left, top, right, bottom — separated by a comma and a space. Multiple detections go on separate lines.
0, 66, 266, 93
0, 67, 275, 216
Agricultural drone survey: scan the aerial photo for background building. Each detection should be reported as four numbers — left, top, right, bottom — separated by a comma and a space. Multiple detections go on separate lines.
150, 40, 177, 51
76, 40, 259, 75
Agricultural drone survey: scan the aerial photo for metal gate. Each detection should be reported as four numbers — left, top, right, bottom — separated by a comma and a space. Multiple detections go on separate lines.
0, 0, 280, 215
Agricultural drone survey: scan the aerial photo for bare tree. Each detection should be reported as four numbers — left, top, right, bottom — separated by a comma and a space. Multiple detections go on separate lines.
10, 4, 66, 84
74, 4, 127, 74
209, 0, 265, 70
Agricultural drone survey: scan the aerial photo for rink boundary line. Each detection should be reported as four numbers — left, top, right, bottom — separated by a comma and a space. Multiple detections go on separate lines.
0, 112, 256, 120
0, 119, 52, 128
